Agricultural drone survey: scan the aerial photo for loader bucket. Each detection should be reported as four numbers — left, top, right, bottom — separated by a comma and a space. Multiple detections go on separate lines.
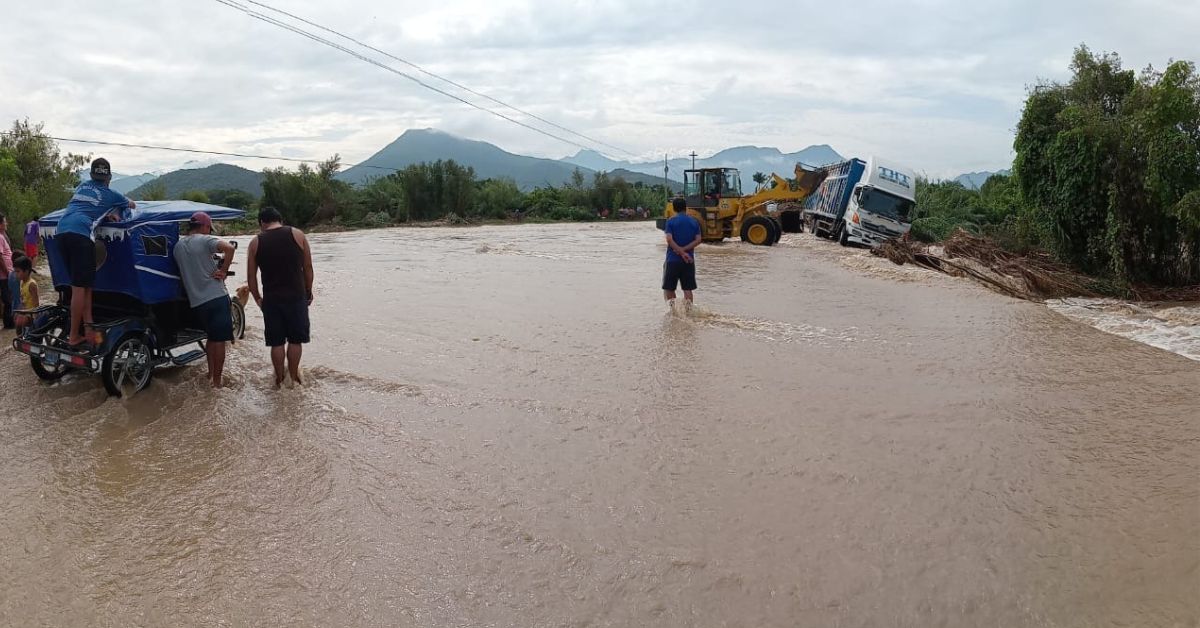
793, 165, 829, 195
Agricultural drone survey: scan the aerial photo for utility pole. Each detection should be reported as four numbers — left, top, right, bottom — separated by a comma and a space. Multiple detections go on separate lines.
689, 151, 698, 170
663, 154, 669, 202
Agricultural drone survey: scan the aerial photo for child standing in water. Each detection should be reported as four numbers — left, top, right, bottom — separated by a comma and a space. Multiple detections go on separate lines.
11, 256, 39, 331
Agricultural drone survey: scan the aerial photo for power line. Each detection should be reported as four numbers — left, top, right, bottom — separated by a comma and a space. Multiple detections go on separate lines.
0, 131, 399, 172
242, 0, 636, 158
213, 0, 616, 158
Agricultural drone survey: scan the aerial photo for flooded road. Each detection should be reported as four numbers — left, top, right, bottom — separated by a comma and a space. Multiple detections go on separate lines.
1, 222, 1197, 627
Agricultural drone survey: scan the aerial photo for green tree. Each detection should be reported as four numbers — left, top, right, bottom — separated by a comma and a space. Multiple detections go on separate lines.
206, 188, 254, 210
474, 178, 523, 219
181, 190, 210, 204
394, 159, 476, 221
523, 186, 566, 216
752, 172, 768, 189
356, 175, 407, 222
261, 155, 350, 227
137, 179, 167, 201
1014, 45, 1200, 285
0, 120, 88, 243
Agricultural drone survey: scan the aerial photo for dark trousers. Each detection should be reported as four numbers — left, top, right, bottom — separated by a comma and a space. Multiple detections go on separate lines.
0, 278, 12, 328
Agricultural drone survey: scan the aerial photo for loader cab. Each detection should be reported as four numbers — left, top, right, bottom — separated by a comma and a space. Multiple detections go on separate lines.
684, 168, 742, 208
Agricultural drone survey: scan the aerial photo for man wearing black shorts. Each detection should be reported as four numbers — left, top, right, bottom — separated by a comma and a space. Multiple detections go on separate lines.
57, 158, 134, 349
247, 207, 314, 388
662, 197, 702, 308
174, 212, 237, 388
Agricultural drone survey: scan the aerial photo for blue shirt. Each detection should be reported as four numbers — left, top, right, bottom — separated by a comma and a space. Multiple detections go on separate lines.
664, 213, 701, 263
58, 180, 131, 237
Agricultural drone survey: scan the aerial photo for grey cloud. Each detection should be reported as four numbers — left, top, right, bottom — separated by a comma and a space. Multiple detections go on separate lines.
0, 0, 1193, 178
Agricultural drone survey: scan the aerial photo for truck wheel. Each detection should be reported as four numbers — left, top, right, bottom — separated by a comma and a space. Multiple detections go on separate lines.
102, 334, 154, 397
740, 216, 777, 246
838, 224, 851, 247
769, 217, 783, 242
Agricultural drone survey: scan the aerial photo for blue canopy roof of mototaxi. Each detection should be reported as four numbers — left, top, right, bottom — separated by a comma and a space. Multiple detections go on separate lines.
39, 200, 246, 227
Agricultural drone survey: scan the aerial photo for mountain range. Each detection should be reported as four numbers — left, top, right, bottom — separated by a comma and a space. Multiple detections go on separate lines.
102, 173, 157, 194
338, 129, 673, 190
80, 158, 229, 195
953, 169, 1011, 190
562, 144, 845, 188
102, 128, 1005, 199
129, 164, 264, 199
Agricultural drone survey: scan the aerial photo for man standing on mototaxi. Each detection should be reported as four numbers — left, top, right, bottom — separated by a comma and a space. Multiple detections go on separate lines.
56, 158, 135, 350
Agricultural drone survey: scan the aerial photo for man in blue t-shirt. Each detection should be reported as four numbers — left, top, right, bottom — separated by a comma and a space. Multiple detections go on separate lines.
58, 157, 136, 349
662, 197, 702, 308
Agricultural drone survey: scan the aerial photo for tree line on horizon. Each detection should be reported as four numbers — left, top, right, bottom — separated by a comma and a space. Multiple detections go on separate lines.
134, 157, 672, 228
1, 45, 1196, 287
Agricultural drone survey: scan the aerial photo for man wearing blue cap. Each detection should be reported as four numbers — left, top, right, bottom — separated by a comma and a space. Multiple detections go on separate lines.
58, 157, 135, 350
175, 211, 237, 388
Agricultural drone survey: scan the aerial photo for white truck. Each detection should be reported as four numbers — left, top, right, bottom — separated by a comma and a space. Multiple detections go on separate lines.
800, 156, 917, 247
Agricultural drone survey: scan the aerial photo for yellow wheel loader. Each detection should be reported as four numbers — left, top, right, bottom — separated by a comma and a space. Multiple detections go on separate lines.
656, 163, 827, 246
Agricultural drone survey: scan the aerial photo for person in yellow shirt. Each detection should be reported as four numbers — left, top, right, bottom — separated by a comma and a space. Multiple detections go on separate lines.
11, 256, 39, 332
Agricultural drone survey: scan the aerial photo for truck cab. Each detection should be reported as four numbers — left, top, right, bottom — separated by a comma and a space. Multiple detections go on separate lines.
840, 156, 916, 247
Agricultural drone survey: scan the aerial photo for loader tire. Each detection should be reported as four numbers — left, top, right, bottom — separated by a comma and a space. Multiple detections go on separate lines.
740, 216, 777, 246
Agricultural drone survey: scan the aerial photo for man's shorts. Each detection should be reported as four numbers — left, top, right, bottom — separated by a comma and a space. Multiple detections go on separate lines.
24, 243, 38, 259
662, 261, 697, 291
262, 298, 310, 347
58, 232, 96, 288
192, 295, 234, 343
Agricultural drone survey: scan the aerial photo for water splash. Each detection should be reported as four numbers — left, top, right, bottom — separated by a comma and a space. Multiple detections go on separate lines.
1047, 298, 1200, 362
669, 302, 877, 345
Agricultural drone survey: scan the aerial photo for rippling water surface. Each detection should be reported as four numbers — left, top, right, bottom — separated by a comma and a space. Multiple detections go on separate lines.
1, 223, 1197, 627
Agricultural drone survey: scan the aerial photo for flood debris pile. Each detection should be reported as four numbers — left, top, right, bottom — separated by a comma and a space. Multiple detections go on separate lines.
873, 231, 1106, 301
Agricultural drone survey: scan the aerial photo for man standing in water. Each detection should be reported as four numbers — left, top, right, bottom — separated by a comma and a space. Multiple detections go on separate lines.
662, 197, 702, 309
174, 212, 236, 388
247, 207, 314, 388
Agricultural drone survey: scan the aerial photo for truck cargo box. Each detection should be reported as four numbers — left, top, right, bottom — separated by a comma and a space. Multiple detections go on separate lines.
803, 158, 867, 224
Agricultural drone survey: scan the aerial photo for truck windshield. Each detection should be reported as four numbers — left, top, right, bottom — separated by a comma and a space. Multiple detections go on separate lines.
860, 189, 914, 222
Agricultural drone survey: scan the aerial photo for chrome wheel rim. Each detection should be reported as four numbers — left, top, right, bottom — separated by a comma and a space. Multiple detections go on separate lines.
114, 338, 152, 394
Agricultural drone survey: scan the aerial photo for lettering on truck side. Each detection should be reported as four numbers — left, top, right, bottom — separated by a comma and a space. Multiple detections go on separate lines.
878, 167, 911, 189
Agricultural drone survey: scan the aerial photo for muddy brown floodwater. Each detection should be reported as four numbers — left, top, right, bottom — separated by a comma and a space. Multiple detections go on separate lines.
1, 222, 1197, 627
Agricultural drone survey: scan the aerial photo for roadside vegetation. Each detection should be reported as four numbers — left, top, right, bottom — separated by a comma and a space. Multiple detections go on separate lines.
0, 120, 87, 245
909, 45, 1199, 288
251, 158, 670, 230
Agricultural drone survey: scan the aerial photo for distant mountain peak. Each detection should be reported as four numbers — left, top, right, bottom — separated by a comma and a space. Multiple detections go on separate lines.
952, 169, 1011, 190
338, 127, 674, 190
128, 163, 263, 199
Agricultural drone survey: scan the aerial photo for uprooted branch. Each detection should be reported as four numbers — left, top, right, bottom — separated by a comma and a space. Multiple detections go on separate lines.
873, 231, 1103, 301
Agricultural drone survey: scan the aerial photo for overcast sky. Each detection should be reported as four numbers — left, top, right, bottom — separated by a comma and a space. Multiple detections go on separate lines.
1, 0, 1195, 179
